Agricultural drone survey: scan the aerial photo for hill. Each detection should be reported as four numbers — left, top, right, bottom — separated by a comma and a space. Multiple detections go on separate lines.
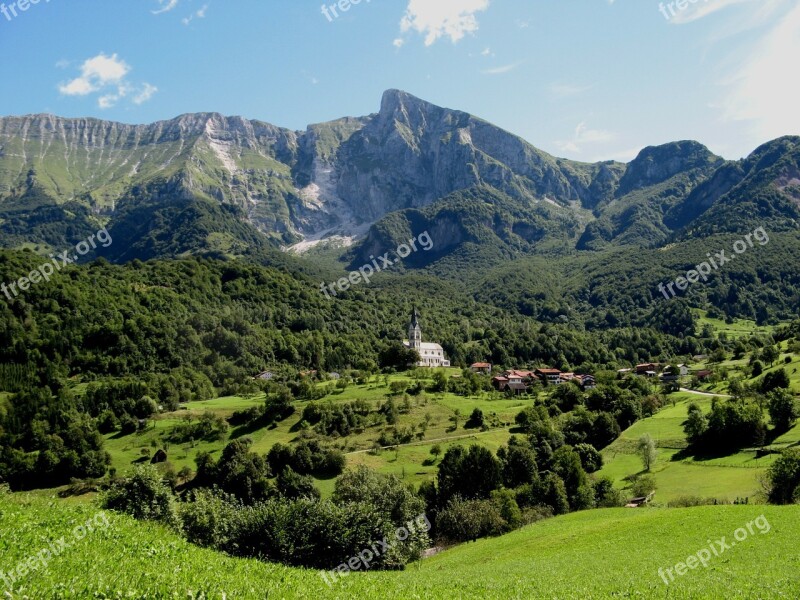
1, 491, 798, 599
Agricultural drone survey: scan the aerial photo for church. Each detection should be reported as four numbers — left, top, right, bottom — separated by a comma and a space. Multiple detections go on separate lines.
403, 308, 451, 368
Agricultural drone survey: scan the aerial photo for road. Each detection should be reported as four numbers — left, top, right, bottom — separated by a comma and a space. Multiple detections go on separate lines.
679, 387, 731, 398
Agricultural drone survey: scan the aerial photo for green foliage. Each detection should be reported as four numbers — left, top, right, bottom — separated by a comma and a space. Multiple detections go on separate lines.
169, 411, 229, 443
102, 464, 179, 527
637, 434, 658, 472
767, 448, 800, 505
767, 389, 799, 432
437, 445, 502, 504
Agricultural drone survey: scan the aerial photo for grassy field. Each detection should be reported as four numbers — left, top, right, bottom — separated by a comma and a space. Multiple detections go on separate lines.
2, 491, 799, 599
101, 371, 523, 493
598, 390, 799, 504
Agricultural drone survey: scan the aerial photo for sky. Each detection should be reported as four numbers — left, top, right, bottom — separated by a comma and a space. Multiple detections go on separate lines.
0, 0, 797, 163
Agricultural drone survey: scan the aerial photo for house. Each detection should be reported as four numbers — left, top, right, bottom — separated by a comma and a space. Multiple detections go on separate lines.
492, 376, 509, 391
328, 372, 341, 380
506, 381, 529, 395
576, 374, 596, 389
470, 362, 492, 374
660, 364, 688, 383
635, 363, 659, 375
696, 370, 713, 380
255, 371, 274, 381
535, 368, 562, 384
559, 372, 576, 384
403, 308, 451, 368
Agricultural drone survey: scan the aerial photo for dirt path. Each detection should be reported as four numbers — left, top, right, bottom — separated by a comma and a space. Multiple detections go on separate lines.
679, 387, 731, 398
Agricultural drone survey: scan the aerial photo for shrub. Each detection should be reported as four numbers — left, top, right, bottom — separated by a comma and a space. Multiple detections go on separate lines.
435, 497, 506, 542
102, 464, 179, 527
630, 474, 657, 498
178, 489, 240, 548
277, 467, 320, 500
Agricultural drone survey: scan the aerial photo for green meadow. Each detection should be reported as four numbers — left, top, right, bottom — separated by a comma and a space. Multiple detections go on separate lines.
2, 492, 799, 599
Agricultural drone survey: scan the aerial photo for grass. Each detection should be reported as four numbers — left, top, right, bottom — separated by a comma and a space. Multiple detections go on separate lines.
101, 372, 523, 494
598, 390, 798, 504
2, 491, 799, 598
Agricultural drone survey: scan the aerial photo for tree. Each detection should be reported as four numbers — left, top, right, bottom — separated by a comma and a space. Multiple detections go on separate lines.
761, 369, 790, 393
751, 360, 764, 377
437, 445, 502, 503
573, 443, 603, 473
552, 446, 592, 510
683, 402, 707, 447
767, 390, 799, 432
637, 434, 657, 472
498, 439, 538, 488
762, 345, 779, 367
766, 448, 800, 504
465, 408, 485, 429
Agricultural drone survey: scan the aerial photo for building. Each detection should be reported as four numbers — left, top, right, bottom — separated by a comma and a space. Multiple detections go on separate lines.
492, 376, 509, 391
470, 362, 492, 374
403, 308, 451, 368
535, 368, 562, 384
635, 363, 659, 375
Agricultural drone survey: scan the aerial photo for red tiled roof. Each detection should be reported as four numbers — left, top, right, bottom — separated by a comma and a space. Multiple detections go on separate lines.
471, 362, 491, 368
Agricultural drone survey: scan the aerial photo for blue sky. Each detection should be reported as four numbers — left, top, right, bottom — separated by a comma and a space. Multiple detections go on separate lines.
0, 0, 797, 162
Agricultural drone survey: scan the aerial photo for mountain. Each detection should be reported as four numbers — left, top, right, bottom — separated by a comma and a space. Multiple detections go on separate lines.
0, 91, 798, 264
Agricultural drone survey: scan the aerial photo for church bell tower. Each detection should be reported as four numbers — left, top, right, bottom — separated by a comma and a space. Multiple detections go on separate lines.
408, 307, 422, 350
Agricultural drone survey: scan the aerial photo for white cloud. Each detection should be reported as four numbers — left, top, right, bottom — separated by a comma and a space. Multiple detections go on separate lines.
481, 63, 520, 75
133, 83, 158, 105
720, 2, 800, 141
182, 3, 208, 25
396, 0, 490, 47
58, 54, 130, 97
58, 53, 157, 109
555, 121, 617, 155
152, 0, 180, 15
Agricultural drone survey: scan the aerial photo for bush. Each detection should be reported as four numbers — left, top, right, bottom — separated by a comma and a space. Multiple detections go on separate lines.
435, 496, 506, 542
667, 495, 715, 508
593, 477, 623, 508
178, 489, 241, 548
629, 474, 657, 498
277, 467, 320, 500
102, 464, 179, 527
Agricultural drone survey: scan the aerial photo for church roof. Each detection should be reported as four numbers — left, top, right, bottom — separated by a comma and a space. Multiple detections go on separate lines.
409, 307, 420, 328
403, 341, 444, 351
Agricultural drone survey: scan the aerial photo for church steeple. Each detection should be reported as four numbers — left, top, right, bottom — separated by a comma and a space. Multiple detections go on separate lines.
408, 307, 422, 350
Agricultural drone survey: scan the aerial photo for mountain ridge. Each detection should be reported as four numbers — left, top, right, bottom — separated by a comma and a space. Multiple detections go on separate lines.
1, 91, 798, 264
